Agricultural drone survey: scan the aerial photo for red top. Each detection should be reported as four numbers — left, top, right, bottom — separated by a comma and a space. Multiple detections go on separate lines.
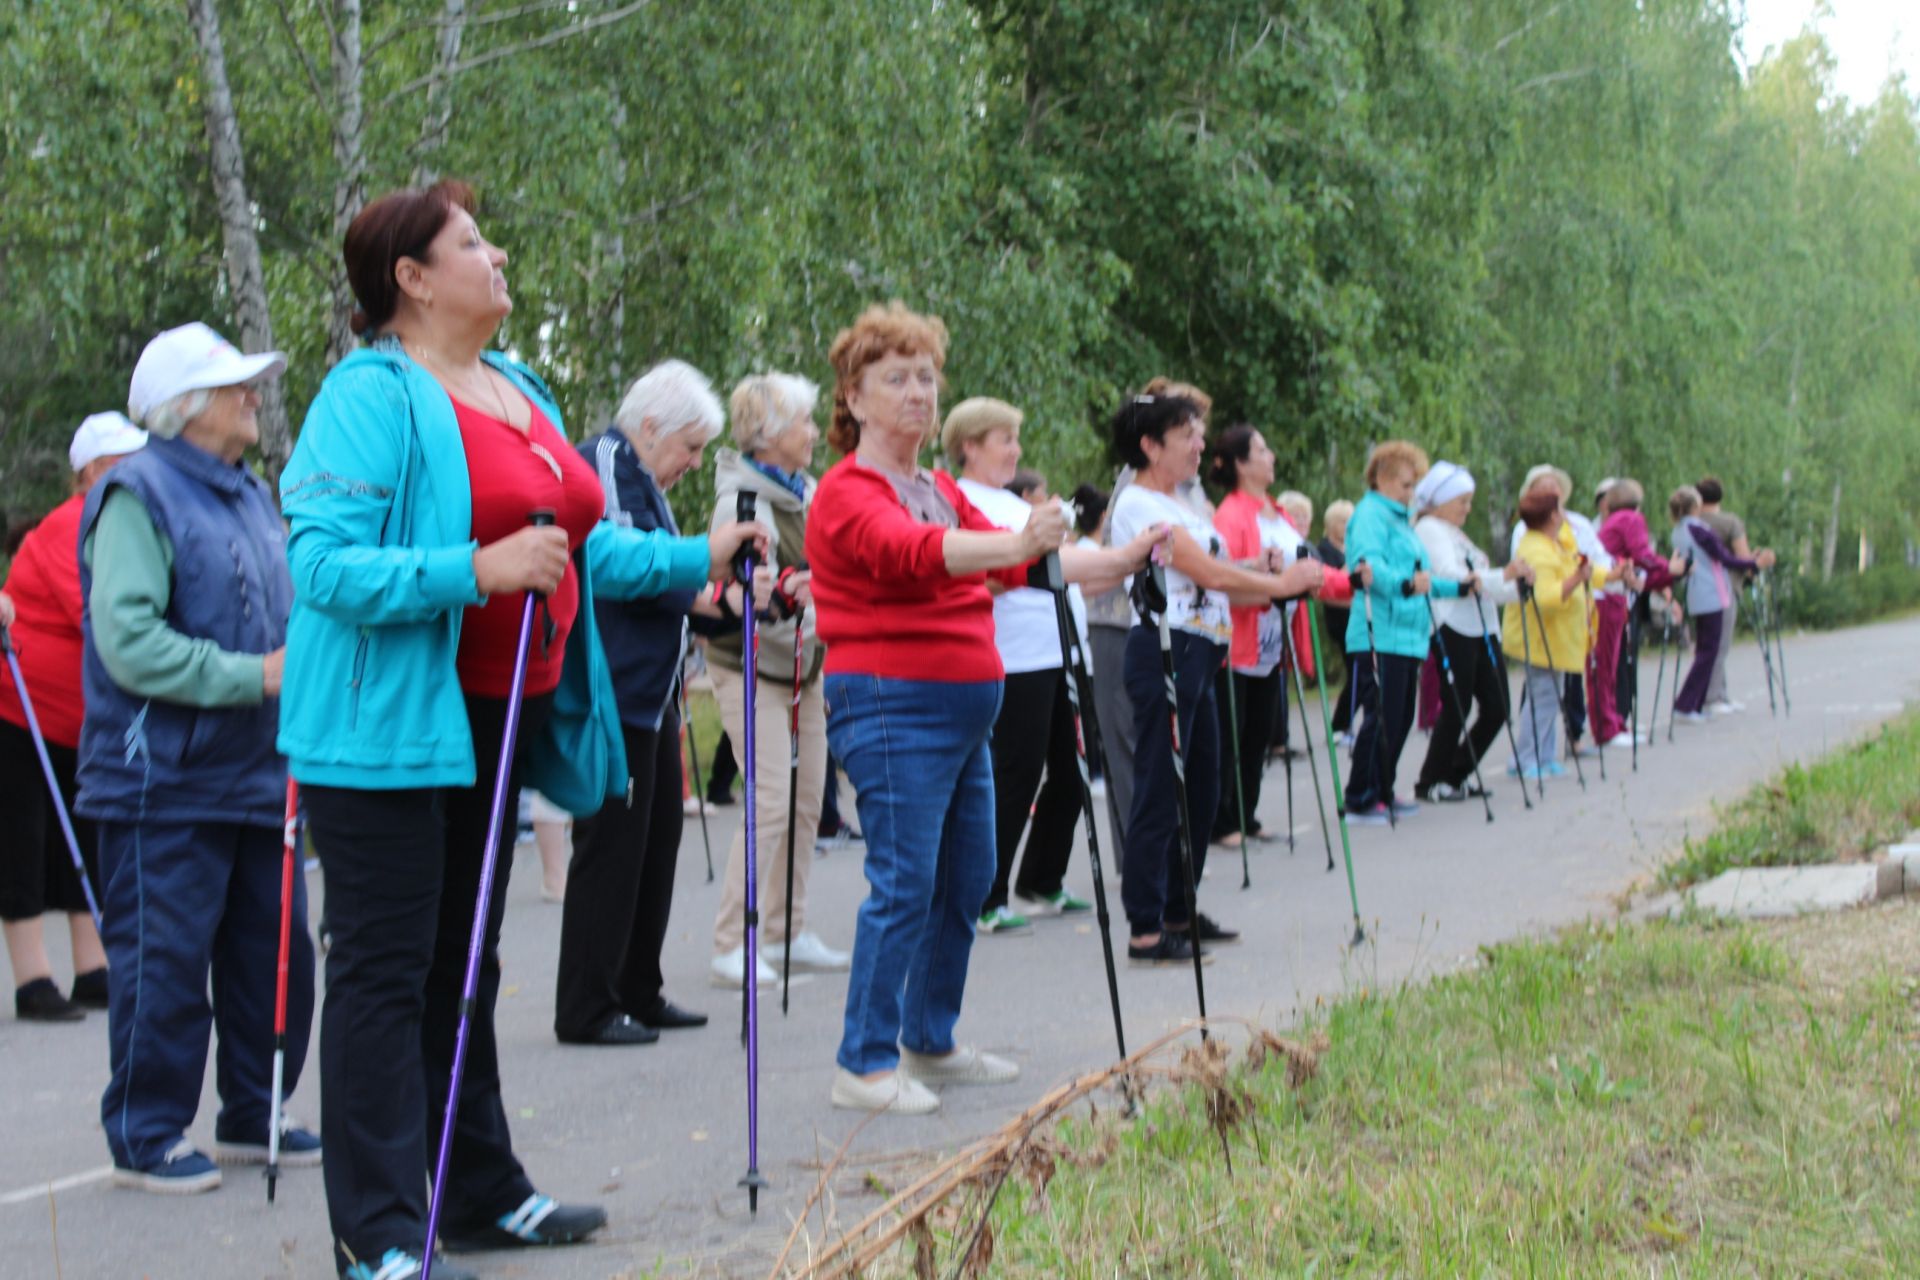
806, 458, 1026, 683
453, 399, 604, 698
0, 494, 87, 746
1213, 490, 1271, 670
1599, 508, 1676, 594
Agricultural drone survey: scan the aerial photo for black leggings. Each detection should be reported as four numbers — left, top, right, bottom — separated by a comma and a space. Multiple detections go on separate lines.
0, 717, 97, 922
305, 692, 549, 1269
983, 668, 1080, 913
1416, 627, 1507, 791
1213, 667, 1280, 840
1343, 652, 1420, 811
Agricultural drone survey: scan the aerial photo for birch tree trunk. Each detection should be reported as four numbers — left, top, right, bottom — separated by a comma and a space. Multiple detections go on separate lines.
325, 0, 366, 366
412, 0, 469, 185
1821, 479, 1842, 581
186, 0, 291, 473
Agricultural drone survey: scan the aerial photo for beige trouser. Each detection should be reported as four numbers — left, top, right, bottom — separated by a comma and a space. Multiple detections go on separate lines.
710, 665, 827, 951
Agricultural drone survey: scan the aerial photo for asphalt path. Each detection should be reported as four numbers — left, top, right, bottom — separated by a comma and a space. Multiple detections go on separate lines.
3, 615, 1915, 1278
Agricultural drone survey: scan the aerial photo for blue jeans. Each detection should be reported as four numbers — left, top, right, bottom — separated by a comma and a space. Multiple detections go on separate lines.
1120, 627, 1224, 936
825, 674, 1001, 1076
98, 819, 314, 1171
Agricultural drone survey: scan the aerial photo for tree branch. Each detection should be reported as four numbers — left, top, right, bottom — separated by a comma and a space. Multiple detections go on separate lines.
268, 0, 330, 107
378, 0, 654, 109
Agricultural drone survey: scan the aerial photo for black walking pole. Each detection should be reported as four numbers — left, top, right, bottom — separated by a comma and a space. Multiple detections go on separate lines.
779, 584, 804, 1015
1514, 582, 1549, 800
423, 510, 553, 1280
1423, 591, 1494, 823
1526, 587, 1586, 791
732, 492, 769, 1213
1355, 560, 1395, 829
1275, 604, 1296, 854
1475, 614, 1534, 811
679, 665, 715, 883
1030, 552, 1130, 1081
1220, 659, 1252, 889
1130, 555, 1212, 1042
1627, 590, 1643, 772
1307, 599, 1366, 945
1279, 600, 1335, 872
1766, 571, 1791, 714
1, 625, 104, 932
1748, 575, 1779, 717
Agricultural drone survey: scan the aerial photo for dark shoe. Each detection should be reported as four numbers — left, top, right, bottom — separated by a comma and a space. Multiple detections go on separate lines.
16, 976, 84, 1022
214, 1115, 323, 1167
1127, 933, 1212, 967
706, 789, 736, 807
342, 1247, 478, 1280
442, 1194, 607, 1251
560, 1015, 659, 1046
634, 998, 707, 1030
69, 968, 110, 1009
1193, 913, 1241, 944
110, 1139, 221, 1194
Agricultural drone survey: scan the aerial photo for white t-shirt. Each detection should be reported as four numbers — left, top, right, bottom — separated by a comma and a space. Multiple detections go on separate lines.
958, 477, 1062, 674
1109, 484, 1232, 643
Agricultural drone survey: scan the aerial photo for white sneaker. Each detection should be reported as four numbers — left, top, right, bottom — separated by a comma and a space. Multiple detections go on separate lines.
831, 1067, 940, 1114
682, 795, 706, 816
1675, 710, 1709, 725
1706, 700, 1744, 715
1600, 732, 1640, 749
899, 1044, 1021, 1086
775, 931, 851, 972
1088, 777, 1107, 798
709, 946, 777, 989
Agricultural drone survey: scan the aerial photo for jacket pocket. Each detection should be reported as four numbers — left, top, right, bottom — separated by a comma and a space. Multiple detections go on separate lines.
347, 629, 371, 730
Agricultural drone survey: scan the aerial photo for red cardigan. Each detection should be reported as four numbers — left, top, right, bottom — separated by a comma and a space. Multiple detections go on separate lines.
0, 494, 88, 747
806, 457, 1025, 683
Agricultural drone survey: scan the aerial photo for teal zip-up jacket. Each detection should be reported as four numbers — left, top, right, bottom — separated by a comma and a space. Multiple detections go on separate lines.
277, 341, 711, 812
1342, 489, 1462, 659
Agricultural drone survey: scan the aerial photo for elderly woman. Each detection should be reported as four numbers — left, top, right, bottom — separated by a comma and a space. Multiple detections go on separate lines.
949, 397, 1101, 933
806, 303, 1156, 1115
1411, 463, 1530, 801
555, 359, 750, 1042
704, 372, 848, 989
1668, 485, 1771, 723
73, 325, 311, 1194
1109, 396, 1324, 960
280, 182, 760, 1279
1, 414, 144, 1022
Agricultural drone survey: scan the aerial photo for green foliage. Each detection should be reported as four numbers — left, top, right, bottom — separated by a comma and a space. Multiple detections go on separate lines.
1773, 563, 1920, 630
1659, 707, 1920, 887
2, 0, 1917, 569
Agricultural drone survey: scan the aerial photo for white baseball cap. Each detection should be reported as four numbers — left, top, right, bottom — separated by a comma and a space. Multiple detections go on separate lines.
69, 412, 149, 471
128, 322, 286, 427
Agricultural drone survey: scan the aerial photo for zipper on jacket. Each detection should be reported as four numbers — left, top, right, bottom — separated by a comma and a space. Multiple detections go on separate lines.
347, 628, 371, 729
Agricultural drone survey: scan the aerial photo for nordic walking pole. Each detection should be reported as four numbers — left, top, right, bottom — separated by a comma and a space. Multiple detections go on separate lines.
266, 778, 298, 1203
732, 491, 769, 1213
1030, 551, 1130, 1084
1748, 575, 1779, 716
1467, 586, 1532, 810
1646, 600, 1671, 751
423, 509, 554, 1280
678, 666, 715, 883
1667, 557, 1692, 745
1130, 553, 1211, 1042
1514, 582, 1549, 800
1627, 590, 1643, 772
1583, 581, 1607, 782
1276, 603, 1296, 854
1220, 657, 1252, 889
1280, 598, 1335, 871
1, 626, 103, 933
779, 587, 804, 1016
1423, 591, 1493, 823
1355, 560, 1395, 828
1767, 571, 1791, 714
1307, 598, 1365, 945
1526, 586, 1586, 791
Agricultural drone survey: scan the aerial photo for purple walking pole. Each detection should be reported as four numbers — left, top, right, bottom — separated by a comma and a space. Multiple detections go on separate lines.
2, 626, 103, 932
421, 510, 552, 1279
732, 490, 769, 1212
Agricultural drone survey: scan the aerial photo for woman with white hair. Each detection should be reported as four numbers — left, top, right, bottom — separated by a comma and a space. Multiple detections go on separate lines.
1411, 462, 1531, 801
704, 372, 849, 988
552, 357, 748, 1045
75, 324, 315, 1194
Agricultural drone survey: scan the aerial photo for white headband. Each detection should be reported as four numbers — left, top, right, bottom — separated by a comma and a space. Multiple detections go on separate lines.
1415, 460, 1475, 512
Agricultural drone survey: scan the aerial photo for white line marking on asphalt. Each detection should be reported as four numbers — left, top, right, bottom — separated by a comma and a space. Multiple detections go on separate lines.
0, 1165, 112, 1207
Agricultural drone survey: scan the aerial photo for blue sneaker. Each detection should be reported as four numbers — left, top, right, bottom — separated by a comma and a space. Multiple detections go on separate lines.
343, 1248, 477, 1280
111, 1138, 221, 1194
1544, 761, 1568, 778
215, 1115, 322, 1168
1344, 803, 1392, 827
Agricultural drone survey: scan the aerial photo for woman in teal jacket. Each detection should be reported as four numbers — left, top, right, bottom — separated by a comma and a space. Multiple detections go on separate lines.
1341, 441, 1468, 824
280, 181, 760, 1280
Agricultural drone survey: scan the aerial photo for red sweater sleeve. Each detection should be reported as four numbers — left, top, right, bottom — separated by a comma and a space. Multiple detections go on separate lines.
937, 471, 1031, 591
809, 464, 952, 581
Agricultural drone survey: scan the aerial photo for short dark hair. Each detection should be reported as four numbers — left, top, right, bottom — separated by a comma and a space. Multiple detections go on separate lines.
342, 179, 477, 337
1206, 424, 1260, 492
1111, 393, 1202, 470
1696, 475, 1724, 505
1071, 483, 1109, 535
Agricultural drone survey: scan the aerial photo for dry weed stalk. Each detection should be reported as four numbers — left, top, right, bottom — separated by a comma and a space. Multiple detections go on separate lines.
769, 1019, 1328, 1280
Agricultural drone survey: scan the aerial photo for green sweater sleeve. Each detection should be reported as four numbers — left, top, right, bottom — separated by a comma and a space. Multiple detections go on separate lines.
84, 488, 266, 707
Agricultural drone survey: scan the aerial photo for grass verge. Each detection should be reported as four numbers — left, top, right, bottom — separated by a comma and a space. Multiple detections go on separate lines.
1657, 707, 1920, 889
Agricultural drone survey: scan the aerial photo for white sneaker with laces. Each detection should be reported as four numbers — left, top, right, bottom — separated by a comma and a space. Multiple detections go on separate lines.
1707, 699, 1744, 715
709, 945, 777, 989
831, 1067, 939, 1114
775, 931, 850, 971
899, 1044, 1021, 1086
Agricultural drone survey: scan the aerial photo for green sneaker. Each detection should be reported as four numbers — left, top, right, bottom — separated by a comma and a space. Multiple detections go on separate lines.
1018, 888, 1092, 916
975, 906, 1031, 934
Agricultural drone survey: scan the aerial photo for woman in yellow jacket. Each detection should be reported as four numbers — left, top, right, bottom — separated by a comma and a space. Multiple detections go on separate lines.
1502, 487, 1617, 779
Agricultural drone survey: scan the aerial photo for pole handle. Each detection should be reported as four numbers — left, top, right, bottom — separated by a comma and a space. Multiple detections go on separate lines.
734, 490, 758, 584
1025, 549, 1065, 593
